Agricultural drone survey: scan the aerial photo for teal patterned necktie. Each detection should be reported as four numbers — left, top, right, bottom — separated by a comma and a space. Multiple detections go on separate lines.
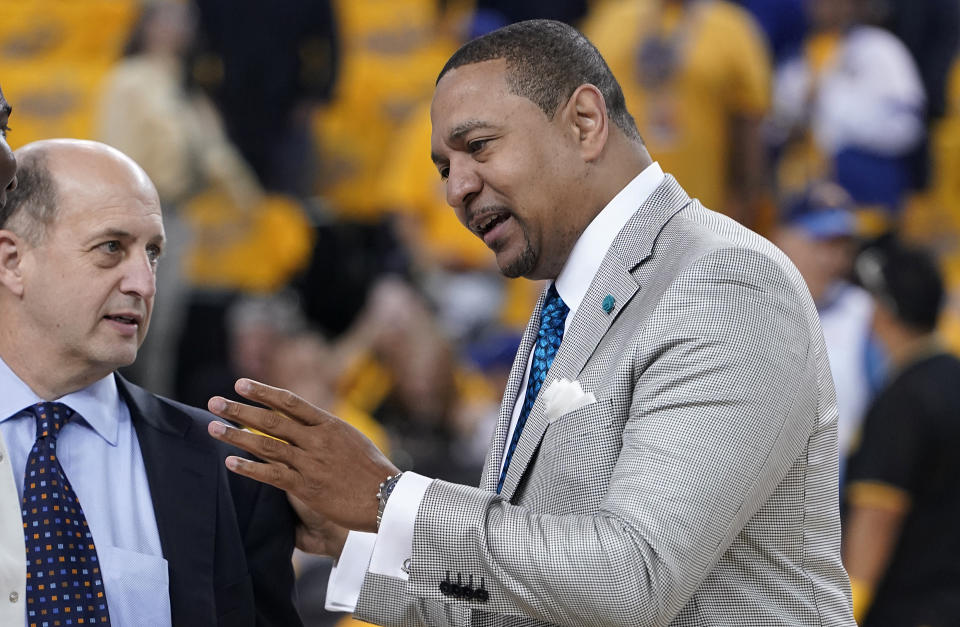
498, 285, 568, 494
21, 402, 111, 626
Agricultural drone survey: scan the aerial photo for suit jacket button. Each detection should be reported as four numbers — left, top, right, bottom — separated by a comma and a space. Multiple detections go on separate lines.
475, 577, 489, 602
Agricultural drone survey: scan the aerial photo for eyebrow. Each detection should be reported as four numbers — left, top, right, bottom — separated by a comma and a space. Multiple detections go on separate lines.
85, 228, 166, 245
0, 103, 10, 117
430, 119, 492, 165
87, 228, 132, 242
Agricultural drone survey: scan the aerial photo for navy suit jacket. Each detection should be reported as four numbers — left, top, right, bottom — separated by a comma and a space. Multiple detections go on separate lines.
118, 375, 302, 626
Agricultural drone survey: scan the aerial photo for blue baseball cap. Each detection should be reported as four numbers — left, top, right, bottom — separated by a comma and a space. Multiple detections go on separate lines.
783, 181, 856, 240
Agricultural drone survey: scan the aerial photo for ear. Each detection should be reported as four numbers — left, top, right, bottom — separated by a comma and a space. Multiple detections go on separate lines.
565, 84, 609, 162
0, 229, 28, 297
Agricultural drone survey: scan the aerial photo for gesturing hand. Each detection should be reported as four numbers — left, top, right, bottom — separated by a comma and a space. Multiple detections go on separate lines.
288, 495, 349, 558
206, 378, 400, 533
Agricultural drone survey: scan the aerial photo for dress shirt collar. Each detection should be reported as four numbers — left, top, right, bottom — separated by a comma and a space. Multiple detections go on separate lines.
0, 356, 121, 446
554, 161, 664, 317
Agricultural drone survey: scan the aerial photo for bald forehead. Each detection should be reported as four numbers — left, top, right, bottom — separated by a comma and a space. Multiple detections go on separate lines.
37, 141, 150, 183
20, 141, 157, 203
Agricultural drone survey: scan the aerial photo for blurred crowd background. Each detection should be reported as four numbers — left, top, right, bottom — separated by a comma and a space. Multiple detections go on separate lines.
2, 0, 959, 624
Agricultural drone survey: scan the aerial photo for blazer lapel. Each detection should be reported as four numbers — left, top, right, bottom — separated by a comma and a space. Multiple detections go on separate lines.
117, 376, 218, 621
479, 288, 547, 493
498, 175, 691, 501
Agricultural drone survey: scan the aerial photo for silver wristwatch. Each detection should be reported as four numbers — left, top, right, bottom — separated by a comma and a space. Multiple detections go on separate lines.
376, 472, 404, 531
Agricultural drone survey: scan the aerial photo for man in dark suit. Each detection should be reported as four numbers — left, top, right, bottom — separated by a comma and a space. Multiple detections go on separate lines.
0, 138, 301, 625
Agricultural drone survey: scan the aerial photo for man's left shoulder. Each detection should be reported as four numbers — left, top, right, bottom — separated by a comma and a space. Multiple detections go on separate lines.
116, 375, 245, 459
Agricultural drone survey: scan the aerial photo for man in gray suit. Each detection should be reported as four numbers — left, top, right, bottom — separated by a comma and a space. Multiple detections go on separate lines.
207, 19, 855, 626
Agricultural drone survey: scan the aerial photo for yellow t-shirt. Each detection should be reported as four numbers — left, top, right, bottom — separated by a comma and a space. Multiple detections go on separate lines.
182, 191, 314, 292
312, 0, 458, 221
584, 0, 772, 211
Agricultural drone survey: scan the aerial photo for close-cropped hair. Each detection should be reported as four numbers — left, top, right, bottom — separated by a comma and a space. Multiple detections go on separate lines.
856, 240, 944, 333
0, 150, 57, 244
438, 19, 642, 142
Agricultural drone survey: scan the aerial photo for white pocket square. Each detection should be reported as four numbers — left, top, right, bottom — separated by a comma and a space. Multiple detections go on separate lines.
541, 378, 596, 423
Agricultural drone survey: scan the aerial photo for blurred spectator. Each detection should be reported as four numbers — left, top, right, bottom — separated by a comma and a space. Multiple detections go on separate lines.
311, 0, 454, 222
295, 0, 459, 337
872, 0, 959, 122
469, 0, 589, 35
871, 0, 960, 191
193, 0, 339, 196
843, 241, 960, 625
770, 0, 925, 211
735, 0, 807, 64
773, 182, 874, 478
98, 2, 262, 211
584, 0, 773, 231
182, 291, 307, 408
332, 276, 492, 483
97, 0, 264, 395
927, 57, 960, 280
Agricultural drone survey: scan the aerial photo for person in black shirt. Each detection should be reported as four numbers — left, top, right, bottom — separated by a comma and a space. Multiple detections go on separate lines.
844, 241, 960, 626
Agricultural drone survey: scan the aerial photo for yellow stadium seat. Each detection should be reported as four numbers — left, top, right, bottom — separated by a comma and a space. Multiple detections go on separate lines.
183, 191, 315, 293
0, 0, 135, 68
2, 62, 113, 147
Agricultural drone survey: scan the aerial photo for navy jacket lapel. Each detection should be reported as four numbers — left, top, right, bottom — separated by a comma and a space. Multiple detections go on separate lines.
116, 375, 218, 622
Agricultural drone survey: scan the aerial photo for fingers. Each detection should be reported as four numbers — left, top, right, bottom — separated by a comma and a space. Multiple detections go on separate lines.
221, 454, 302, 493
207, 395, 307, 445
232, 378, 332, 426
207, 419, 301, 469
288, 494, 319, 523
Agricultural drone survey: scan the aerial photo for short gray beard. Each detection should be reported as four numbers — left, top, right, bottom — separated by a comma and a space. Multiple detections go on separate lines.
500, 240, 537, 278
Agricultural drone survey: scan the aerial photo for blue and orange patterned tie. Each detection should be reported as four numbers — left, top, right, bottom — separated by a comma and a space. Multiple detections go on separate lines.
498, 284, 568, 494
21, 402, 110, 626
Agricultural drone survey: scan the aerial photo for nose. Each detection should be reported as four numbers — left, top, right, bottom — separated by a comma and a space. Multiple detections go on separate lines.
120, 252, 158, 301
445, 158, 482, 212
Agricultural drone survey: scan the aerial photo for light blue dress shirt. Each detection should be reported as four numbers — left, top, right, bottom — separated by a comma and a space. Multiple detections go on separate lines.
0, 357, 172, 625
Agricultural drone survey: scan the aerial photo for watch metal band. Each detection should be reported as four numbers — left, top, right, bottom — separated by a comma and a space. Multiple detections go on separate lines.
376, 472, 404, 531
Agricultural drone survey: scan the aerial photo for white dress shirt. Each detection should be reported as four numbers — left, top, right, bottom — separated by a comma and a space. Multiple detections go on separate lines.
818, 281, 874, 466
0, 358, 171, 625
327, 162, 666, 611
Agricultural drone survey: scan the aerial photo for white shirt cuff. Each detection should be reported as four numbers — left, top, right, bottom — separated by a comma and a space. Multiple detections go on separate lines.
324, 472, 434, 612
325, 531, 376, 612
369, 472, 434, 578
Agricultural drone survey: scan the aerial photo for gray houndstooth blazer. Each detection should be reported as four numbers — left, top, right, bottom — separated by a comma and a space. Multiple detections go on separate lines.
354, 175, 856, 626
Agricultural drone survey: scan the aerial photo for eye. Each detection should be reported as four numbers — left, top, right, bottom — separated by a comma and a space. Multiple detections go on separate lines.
438, 166, 449, 181
0, 124, 10, 139
467, 138, 489, 154
146, 244, 163, 264
98, 240, 122, 254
